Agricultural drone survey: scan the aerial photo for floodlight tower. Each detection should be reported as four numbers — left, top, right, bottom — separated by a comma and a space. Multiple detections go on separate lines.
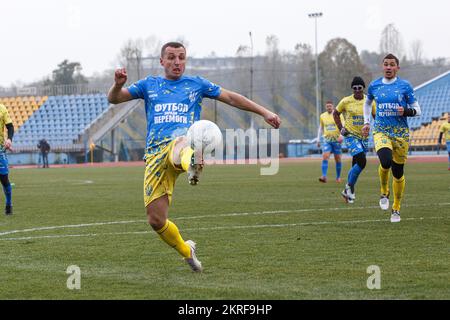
249, 31, 254, 130
308, 12, 323, 133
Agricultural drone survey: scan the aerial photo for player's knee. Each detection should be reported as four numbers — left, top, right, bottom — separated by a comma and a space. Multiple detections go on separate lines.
148, 215, 166, 231
379, 158, 391, 169
377, 148, 392, 169
0, 174, 9, 187
146, 209, 166, 230
354, 153, 367, 170
391, 162, 404, 179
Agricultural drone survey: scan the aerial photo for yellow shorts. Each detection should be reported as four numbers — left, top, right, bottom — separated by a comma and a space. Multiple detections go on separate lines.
143, 140, 183, 207
373, 132, 409, 164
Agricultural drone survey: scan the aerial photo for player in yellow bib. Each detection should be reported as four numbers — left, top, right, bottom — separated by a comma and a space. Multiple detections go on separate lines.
0, 103, 14, 215
438, 114, 450, 170
317, 101, 344, 183
334, 77, 376, 203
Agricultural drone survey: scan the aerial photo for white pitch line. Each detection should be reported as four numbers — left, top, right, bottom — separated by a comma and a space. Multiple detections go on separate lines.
0, 202, 449, 238
0, 216, 447, 241
0, 220, 145, 237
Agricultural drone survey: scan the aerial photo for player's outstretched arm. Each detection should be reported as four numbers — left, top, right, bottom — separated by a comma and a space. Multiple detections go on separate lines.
362, 98, 373, 137
438, 132, 443, 146
108, 68, 133, 104
216, 89, 281, 129
4, 123, 13, 151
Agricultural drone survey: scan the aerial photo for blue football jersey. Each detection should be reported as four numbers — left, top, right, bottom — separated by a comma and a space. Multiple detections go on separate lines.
127, 75, 221, 150
367, 77, 417, 138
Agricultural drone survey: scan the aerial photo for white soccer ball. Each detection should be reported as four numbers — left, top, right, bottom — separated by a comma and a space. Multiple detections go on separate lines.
187, 120, 223, 152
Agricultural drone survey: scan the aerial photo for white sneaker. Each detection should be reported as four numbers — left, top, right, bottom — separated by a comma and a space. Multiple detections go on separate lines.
390, 210, 401, 223
379, 194, 389, 211
341, 184, 355, 204
187, 153, 203, 186
184, 240, 203, 272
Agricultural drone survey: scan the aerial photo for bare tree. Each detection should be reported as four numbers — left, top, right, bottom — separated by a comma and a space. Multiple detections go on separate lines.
117, 38, 144, 83
319, 38, 369, 103
410, 39, 424, 64
379, 23, 404, 58
264, 35, 283, 116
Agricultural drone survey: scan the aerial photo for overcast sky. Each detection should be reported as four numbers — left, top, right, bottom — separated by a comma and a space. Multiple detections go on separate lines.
1, 0, 449, 87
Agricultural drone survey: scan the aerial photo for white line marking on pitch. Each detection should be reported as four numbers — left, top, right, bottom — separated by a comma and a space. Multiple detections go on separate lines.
0, 220, 144, 237
0, 216, 447, 241
0, 202, 449, 239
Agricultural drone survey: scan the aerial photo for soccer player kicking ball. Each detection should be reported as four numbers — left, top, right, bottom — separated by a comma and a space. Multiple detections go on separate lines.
362, 54, 421, 223
108, 42, 281, 272
333, 77, 375, 204
438, 114, 450, 170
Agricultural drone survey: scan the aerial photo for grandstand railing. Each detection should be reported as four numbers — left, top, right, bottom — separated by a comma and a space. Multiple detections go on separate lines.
0, 83, 111, 97
12, 143, 85, 153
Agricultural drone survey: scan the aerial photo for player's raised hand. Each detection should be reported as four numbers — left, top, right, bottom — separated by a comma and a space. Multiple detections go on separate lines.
114, 68, 128, 87
362, 124, 370, 137
264, 112, 281, 129
4, 138, 12, 151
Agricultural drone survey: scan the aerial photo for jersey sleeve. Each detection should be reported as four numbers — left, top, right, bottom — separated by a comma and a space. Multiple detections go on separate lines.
4, 110, 12, 125
198, 77, 221, 98
367, 83, 374, 101
127, 78, 147, 99
335, 98, 346, 113
0, 105, 12, 125
404, 82, 417, 105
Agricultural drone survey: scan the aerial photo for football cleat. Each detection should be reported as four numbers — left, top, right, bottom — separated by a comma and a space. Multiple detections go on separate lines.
187, 153, 203, 186
336, 178, 342, 183
318, 176, 327, 183
390, 210, 401, 223
379, 194, 389, 211
184, 240, 203, 272
341, 184, 355, 204
5, 205, 12, 215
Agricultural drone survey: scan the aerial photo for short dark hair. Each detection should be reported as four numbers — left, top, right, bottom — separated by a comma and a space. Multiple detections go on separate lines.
383, 53, 399, 66
351, 76, 366, 88
161, 42, 186, 57
326, 100, 333, 105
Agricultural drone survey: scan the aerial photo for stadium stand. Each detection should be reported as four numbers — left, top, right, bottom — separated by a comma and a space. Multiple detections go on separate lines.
410, 113, 449, 146
13, 93, 110, 149
410, 70, 450, 147
1, 96, 47, 130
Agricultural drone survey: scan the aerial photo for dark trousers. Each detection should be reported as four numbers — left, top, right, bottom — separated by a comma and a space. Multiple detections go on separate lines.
42, 152, 49, 168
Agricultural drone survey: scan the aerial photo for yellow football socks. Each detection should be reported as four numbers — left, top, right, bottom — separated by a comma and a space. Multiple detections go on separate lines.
180, 147, 194, 172
156, 220, 191, 258
392, 176, 405, 211
378, 165, 390, 196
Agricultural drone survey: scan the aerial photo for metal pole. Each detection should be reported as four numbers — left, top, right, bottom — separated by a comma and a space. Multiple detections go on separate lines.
214, 99, 217, 124
314, 17, 320, 130
308, 12, 323, 133
249, 31, 254, 130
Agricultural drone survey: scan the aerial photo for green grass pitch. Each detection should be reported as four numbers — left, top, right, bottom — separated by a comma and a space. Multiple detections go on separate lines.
0, 160, 448, 299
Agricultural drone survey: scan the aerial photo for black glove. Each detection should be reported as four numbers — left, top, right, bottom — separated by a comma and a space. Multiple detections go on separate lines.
403, 108, 417, 117
340, 127, 350, 136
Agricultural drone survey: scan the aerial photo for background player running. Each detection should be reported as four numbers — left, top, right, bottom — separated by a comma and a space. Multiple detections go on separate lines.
334, 76, 375, 204
438, 114, 450, 170
317, 101, 344, 183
